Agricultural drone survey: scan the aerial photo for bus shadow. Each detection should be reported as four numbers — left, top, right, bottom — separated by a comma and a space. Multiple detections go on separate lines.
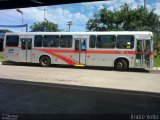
0, 78, 160, 114
2, 61, 40, 67
2, 61, 149, 73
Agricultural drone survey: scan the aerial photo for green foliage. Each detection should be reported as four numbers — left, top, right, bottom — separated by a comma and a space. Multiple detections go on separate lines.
0, 52, 3, 62
86, 3, 160, 32
30, 20, 60, 32
154, 48, 160, 58
0, 29, 12, 33
86, 3, 160, 49
154, 58, 160, 67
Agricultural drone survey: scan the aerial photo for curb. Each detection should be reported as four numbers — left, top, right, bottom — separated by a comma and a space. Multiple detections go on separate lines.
151, 67, 160, 70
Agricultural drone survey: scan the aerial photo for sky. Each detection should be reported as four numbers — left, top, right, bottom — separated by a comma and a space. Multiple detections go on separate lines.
0, 0, 159, 32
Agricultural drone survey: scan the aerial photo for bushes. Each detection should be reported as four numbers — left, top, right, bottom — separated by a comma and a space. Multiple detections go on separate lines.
0, 52, 3, 61
154, 47, 160, 58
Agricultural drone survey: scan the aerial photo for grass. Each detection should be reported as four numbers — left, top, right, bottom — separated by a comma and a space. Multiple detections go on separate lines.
0, 52, 3, 62
154, 57, 160, 67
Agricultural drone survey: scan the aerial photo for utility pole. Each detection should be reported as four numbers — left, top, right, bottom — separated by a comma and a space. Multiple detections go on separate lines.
67, 21, 73, 32
44, 8, 46, 21
157, 20, 160, 49
16, 9, 23, 32
44, 8, 46, 31
26, 24, 28, 32
144, 0, 146, 9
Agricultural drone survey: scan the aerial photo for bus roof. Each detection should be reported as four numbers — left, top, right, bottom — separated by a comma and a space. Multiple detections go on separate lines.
5, 31, 153, 36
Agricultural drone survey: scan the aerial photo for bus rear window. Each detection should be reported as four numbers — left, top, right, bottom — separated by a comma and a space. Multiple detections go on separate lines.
6, 35, 19, 47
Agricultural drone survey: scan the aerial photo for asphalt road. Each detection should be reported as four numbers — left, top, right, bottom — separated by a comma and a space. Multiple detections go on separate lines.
0, 62, 160, 93
0, 78, 160, 115
0, 62, 160, 119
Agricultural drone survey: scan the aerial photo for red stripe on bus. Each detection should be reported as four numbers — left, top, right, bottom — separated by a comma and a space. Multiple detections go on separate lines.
38, 49, 74, 53
86, 50, 153, 55
34, 48, 79, 65
31, 48, 154, 65
33, 48, 154, 55
51, 52, 78, 65
33, 48, 137, 54
150, 52, 154, 55
86, 50, 136, 54
135, 52, 154, 55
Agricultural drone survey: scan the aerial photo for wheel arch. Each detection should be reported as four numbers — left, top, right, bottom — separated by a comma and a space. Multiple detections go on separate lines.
114, 57, 130, 68
39, 54, 52, 63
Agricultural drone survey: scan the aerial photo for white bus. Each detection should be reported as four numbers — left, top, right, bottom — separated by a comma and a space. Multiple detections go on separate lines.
3, 31, 154, 70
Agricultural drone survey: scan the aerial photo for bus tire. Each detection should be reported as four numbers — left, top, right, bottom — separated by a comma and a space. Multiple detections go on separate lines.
39, 56, 51, 67
114, 59, 127, 71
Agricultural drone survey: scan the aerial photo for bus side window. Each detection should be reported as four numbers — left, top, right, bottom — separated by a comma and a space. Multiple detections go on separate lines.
116, 35, 134, 49
75, 40, 80, 51
21, 39, 26, 50
43, 35, 59, 47
27, 39, 32, 50
89, 35, 96, 48
137, 41, 142, 52
96, 35, 116, 48
144, 40, 151, 52
34, 35, 42, 47
81, 40, 86, 51
6, 35, 19, 47
60, 35, 72, 48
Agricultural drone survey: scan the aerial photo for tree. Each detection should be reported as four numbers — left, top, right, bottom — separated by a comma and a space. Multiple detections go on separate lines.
86, 3, 160, 48
0, 29, 12, 33
30, 20, 60, 32
86, 3, 160, 32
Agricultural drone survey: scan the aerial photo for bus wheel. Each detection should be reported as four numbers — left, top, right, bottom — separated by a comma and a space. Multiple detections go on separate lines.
39, 56, 51, 67
115, 59, 127, 71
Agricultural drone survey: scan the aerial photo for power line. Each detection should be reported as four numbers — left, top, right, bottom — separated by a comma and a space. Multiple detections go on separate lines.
0, 11, 20, 22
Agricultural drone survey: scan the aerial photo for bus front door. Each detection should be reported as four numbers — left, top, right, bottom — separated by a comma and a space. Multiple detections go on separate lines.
20, 38, 32, 62
136, 40, 151, 68
74, 38, 86, 66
